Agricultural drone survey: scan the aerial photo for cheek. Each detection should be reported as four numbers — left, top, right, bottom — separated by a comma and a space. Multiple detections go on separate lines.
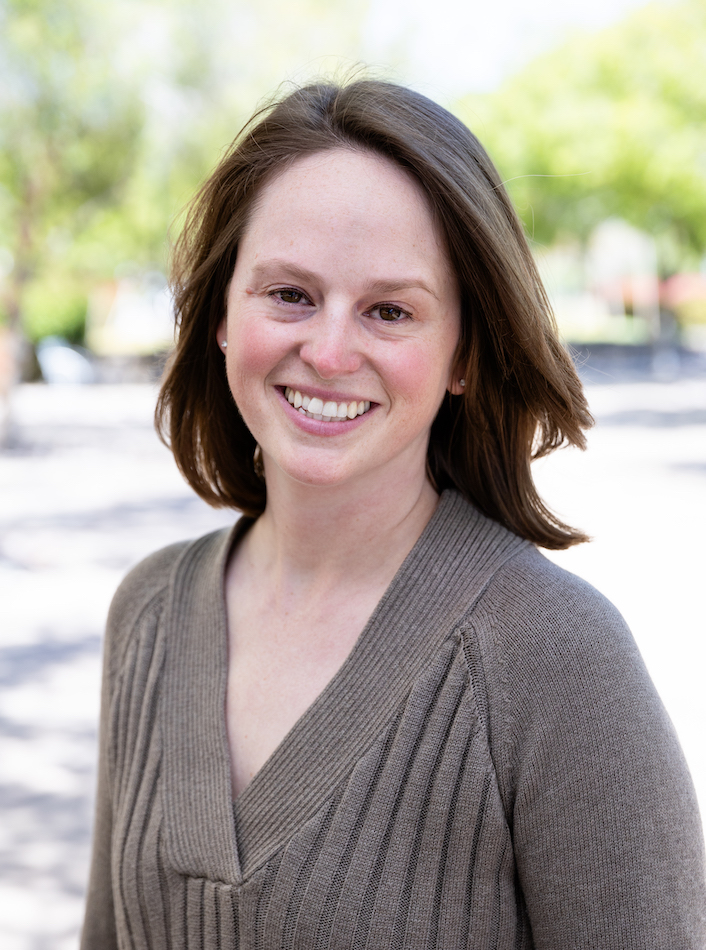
388, 341, 454, 413
226, 309, 289, 395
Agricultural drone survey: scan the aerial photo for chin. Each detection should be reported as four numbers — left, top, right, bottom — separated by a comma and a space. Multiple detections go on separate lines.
280, 465, 355, 489
268, 451, 370, 490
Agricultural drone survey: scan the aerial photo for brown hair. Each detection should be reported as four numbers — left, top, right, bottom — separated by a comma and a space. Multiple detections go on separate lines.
156, 79, 593, 549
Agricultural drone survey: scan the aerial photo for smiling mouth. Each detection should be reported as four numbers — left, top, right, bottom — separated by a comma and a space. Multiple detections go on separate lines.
283, 387, 372, 422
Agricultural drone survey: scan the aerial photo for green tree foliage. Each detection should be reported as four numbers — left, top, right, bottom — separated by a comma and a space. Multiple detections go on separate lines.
0, 0, 144, 338
0, 0, 370, 344
456, 0, 706, 273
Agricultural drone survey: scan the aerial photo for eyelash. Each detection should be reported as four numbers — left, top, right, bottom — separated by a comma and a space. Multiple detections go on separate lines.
268, 288, 411, 323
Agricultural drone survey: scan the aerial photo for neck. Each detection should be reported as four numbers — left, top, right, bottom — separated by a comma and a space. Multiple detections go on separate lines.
245, 463, 439, 591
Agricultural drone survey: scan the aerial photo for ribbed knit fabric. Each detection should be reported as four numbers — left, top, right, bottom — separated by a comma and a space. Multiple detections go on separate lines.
81, 491, 706, 950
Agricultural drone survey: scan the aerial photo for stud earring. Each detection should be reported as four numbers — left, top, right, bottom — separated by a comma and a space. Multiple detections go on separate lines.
459, 379, 465, 388
220, 340, 227, 349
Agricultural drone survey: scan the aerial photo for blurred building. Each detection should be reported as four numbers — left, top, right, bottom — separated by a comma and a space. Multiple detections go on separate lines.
537, 218, 706, 351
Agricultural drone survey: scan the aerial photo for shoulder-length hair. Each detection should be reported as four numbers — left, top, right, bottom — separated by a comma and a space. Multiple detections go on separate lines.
156, 78, 592, 549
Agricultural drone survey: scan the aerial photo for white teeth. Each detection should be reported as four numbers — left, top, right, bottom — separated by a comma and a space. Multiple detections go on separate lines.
283, 388, 373, 422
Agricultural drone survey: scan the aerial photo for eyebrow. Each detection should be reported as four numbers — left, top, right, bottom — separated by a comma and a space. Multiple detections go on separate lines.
249, 260, 440, 301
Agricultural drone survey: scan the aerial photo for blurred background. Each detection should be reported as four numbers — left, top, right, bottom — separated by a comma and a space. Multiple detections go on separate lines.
1, 0, 705, 946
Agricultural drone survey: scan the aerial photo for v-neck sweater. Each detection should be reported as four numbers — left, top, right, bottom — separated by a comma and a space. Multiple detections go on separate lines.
81, 490, 705, 949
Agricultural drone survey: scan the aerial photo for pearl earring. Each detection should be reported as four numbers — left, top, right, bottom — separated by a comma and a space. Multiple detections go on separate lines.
220, 340, 227, 349
459, 379, 465, 387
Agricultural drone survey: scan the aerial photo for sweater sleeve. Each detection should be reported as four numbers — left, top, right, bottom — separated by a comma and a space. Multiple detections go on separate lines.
80, 542, 187, 950
470, 547, 706, 949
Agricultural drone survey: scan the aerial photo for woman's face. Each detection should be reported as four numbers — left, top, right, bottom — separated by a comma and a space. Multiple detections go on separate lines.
220, 148, 462, 493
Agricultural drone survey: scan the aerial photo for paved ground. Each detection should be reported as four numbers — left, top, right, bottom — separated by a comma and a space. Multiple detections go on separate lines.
1, 368, 705, 949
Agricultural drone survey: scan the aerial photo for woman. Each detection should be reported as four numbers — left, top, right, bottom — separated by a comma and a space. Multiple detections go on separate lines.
81, 80, 705, 949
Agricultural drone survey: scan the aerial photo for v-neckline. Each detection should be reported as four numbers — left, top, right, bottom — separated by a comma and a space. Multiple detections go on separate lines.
160, 491, 528, 884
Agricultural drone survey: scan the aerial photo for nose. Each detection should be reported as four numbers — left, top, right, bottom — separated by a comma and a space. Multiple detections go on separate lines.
298, 307, 364, 380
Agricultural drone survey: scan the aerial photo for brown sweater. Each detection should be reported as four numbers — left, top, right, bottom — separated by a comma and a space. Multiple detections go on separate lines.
81, 490, 705, 949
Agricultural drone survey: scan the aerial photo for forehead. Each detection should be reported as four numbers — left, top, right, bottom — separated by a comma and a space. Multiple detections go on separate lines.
258, 147, 426, 205
240, 148, 451, 277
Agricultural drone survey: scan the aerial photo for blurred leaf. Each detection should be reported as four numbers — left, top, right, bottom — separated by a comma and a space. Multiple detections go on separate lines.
22, 274, 87, 342
456, 0, 706, 271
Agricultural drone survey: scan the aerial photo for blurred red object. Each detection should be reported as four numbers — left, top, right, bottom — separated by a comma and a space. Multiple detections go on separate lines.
661, 273, 706, 308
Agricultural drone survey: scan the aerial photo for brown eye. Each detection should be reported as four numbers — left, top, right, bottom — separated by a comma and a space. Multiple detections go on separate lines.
277, 289, 304, 304
377, 305, 405, 322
